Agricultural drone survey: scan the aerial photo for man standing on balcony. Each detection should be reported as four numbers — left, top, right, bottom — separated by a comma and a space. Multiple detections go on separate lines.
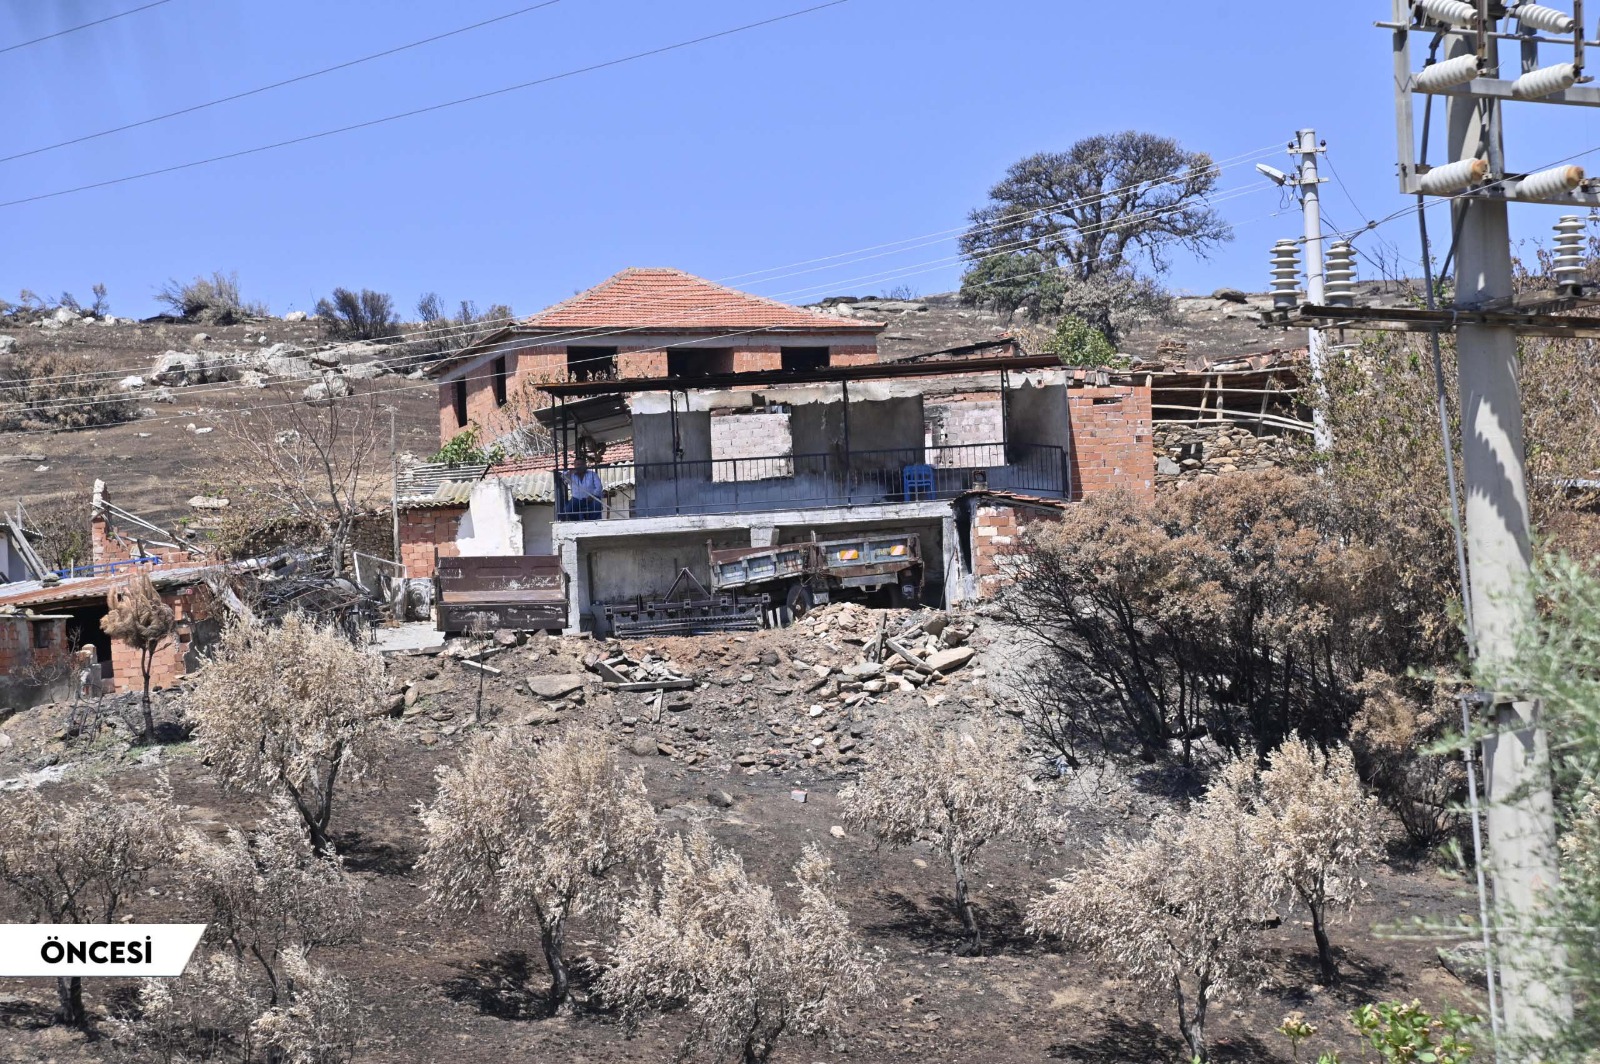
561, 451, 604, 520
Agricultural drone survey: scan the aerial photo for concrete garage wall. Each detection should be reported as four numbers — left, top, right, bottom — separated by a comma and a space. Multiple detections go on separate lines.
581, 530, 752, 626
518, 502, 555, 556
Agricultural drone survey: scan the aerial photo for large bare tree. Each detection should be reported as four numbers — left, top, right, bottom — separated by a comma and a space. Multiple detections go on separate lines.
959, 131, 1230, 338
220, 386, 383, 574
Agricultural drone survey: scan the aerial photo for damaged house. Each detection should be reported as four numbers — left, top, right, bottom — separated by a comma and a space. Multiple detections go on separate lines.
396, 267, 1162, 633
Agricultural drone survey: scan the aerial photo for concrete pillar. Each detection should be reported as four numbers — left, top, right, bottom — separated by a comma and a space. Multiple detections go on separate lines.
940, 514, 969, 606
750, 525, 777, 547
559, 535, 588, 634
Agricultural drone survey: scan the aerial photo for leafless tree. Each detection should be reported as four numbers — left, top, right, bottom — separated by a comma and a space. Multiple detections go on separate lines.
1214, 738, 1387, 985
184, 616, 388, 854
601, 828, 879, 1064
0, 785, 180, 1026
418, 728, 659, 1010
249, 947, 359, 1064
101, 572, 177, 743
220, 390, 384, 575
839, 713, 1043, 953
1028, 789, 1274, 1063
182, 798, 363, 1006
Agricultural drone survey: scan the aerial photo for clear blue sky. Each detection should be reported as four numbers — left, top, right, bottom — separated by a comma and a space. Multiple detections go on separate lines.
3, 0, 1597, 320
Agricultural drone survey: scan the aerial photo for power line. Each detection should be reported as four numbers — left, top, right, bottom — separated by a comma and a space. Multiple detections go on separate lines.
0, 0, 564, 166
3, 182, 1290, 420
2, 155, 1286, 390
0, 0, 852, 210
0, 0, 173, 56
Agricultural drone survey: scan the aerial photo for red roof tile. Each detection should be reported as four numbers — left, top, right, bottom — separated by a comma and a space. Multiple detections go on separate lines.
519, 268, 883, 333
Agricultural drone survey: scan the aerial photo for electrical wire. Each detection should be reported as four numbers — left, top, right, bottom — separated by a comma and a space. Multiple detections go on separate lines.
0, 0, 173, 56
3, 168, 1286, 392
0, 0, 853, 210
0, 0, 565, 166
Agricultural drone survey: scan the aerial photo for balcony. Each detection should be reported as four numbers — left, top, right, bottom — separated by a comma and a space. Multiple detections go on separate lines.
555, 441, 1069, 521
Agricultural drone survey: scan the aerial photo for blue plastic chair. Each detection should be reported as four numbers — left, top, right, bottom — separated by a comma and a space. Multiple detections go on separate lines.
903, 463, 935, 500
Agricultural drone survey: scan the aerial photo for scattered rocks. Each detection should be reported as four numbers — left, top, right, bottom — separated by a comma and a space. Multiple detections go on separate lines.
923, 646, 975, 674
630, 736, 658, 757
707, 789, 735, 808
527, 674, 585, 700
303, 375, 353, 403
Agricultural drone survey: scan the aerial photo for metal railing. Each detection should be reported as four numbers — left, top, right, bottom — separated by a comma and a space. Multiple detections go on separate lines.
555, 442, 1068, 521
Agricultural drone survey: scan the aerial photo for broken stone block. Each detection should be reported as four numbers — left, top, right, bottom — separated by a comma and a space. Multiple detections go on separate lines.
923, 647, 976, 674
527, 674, 585, 700
707, 789, 735, 808
630, 736, 657, 757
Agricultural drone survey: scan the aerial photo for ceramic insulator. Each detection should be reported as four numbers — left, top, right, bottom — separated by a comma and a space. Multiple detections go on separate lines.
1270, 239, 1301, 308
1512, 62, 1578, 98
1515, 3, 1577, 33
1517, 164, 1585, 199
1324, 241, 1358, 307
1417, 0, 1479, 25
1553, 214, 1587, 284
1418, 157, 1490, 195
1414, 54, 1483, 91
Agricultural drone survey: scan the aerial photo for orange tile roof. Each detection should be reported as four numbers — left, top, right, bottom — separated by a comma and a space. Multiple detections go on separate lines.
519, 267, 883, 333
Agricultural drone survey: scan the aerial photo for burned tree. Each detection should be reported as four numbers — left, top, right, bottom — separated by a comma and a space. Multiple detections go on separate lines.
418, 728, 658, 1010
219, 389, 383, 575
601, 829, 879, 1064
100, 571, 176, 743
0, 786, 179, 1026
839, 714, 1042, 953
184, 615, 387, 853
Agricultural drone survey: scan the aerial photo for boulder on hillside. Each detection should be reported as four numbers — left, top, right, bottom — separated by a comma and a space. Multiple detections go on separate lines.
303, 375, 353, 403
284, 310, 309, 322
118, 375, 146, 391
151, 351, 203, 386
261, 343, 314, 379
344, 360, 390, 380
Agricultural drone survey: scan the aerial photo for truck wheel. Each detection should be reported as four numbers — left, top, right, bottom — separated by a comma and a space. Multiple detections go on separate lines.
784, 583, 813, 625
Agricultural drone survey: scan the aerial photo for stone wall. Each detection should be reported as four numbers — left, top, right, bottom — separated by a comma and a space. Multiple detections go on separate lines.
1152, 423, 1299, 489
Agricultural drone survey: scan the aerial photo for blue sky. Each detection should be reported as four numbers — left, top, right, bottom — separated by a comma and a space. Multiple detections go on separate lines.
2, 0, 1597, 320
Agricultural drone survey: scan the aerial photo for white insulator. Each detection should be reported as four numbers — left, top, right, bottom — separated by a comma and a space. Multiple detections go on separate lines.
1414, 54, 1483, 91
1417, 0, 1479, 25
1552, 214, 1587, 284
1270, 239, 1301, 308
1512, 62, 1578, 98
1324, 241, 1358, 307
1516, 164, 1586, 199
1418, 157, 1490, 195
1515, 2, 1576, 33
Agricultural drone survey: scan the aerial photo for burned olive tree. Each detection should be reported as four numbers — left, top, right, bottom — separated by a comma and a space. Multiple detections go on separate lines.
0, 786, 179, 1026
601, 829, 879, 1064
101, 571, 176, 743
839, 714, 1042, 954
418, 728, 658, 1010
185, 615, 388, 854
997, 471, 1429, 768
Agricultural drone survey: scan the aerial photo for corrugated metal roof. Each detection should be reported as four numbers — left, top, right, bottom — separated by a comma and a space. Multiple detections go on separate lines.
0, 563, 214, 610
396, 465, 635, 509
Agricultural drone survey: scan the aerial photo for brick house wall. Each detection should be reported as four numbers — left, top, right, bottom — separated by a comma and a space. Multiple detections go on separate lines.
1067, 384, 1154, 501
0, 616, 71, 695
398, 507, 466, 580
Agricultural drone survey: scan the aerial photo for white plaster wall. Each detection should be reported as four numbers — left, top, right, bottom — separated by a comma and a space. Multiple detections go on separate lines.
455, 480, 523, 556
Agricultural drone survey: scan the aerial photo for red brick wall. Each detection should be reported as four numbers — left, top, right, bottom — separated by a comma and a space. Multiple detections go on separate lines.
0, 617, 70, 682
106, 585, 211, 695
90, 513, 197, 568
1067, 384, 1154, 501
617, 350, 668, 378
398, 507, 466, 580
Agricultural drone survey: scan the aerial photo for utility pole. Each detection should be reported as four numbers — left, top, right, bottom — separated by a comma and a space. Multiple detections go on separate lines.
1290, 129, 1333, 451
1442, 19, 1570, 1049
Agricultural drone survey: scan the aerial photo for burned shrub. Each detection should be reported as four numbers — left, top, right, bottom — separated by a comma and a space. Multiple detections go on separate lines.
314, 288, 398, 342
155, 271, 265, 324
0, 347, 137, 430
997, 471, 1436, 767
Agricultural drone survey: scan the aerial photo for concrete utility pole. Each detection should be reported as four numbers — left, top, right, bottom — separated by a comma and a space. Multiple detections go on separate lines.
1443, 23, 1570, 1049
1290, 129, 1333, 451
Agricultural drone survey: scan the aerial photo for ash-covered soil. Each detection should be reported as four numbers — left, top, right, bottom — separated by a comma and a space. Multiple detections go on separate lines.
0, 603, 1487, 1064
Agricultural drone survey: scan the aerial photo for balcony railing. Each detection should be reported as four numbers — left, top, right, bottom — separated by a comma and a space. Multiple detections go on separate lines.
555, 441, 1069, 521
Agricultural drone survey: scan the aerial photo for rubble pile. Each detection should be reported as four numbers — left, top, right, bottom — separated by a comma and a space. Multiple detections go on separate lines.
385, 602, 1009, 777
